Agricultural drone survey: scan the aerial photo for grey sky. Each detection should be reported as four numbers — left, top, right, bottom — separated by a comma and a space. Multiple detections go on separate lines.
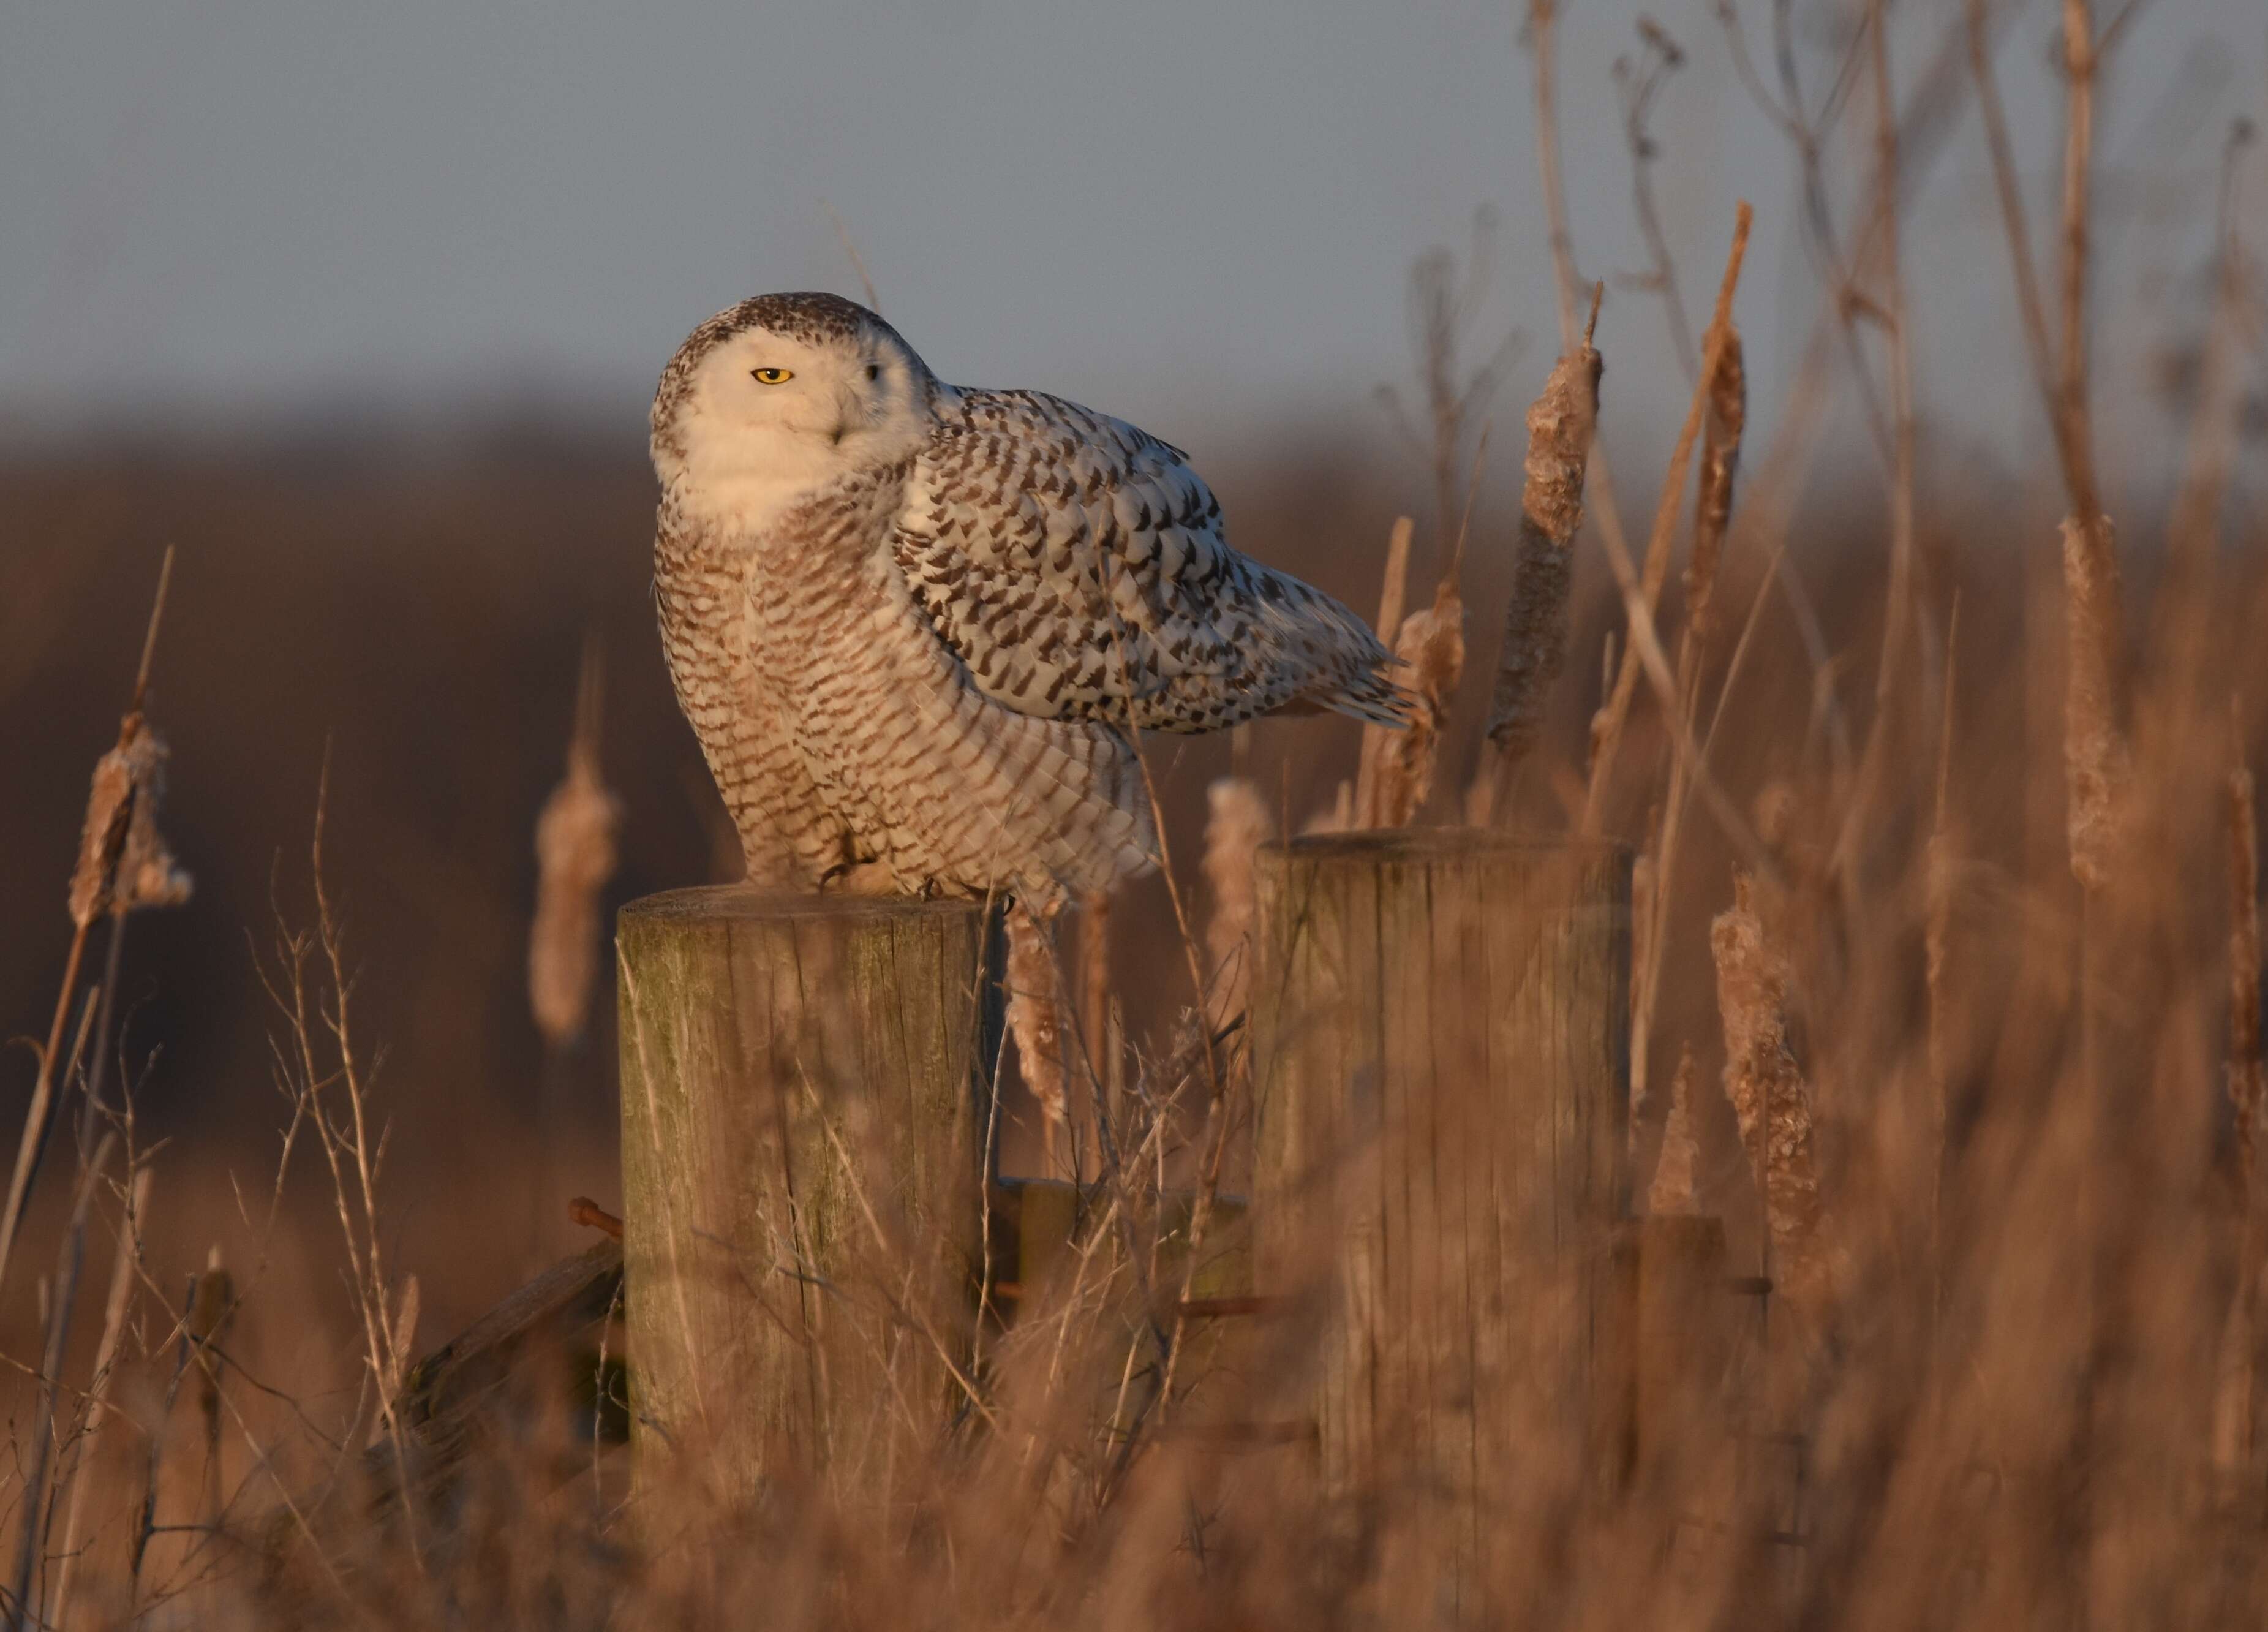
2, 0, 2257, 472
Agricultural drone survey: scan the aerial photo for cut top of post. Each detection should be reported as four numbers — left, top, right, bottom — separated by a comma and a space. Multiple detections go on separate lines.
619, 884, 998, 927
1261, 829, 1631, 867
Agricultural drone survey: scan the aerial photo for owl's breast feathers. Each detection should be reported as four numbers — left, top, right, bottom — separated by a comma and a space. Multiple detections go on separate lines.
894, 389, 1412, 735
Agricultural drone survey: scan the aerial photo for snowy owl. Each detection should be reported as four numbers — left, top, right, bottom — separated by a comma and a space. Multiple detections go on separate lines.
650, 291, 1407, 910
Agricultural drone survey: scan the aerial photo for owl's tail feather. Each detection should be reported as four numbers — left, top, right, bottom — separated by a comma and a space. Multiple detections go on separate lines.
1253, 576, 1418, 730
1325, 665, 1420, 728
1273, 665, 1417, 729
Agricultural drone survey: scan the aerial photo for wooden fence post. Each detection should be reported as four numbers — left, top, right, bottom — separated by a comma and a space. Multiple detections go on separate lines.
1250, 832, 1630, 1591
615, 886, 1000, 1510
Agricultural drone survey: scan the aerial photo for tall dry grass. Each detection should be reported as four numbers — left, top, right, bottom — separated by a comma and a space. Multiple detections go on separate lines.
4, 1, 2267, 1626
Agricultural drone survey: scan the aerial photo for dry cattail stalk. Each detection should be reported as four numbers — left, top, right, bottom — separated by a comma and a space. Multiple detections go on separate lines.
1926, 609, 1961, 1319
1682, 328, 1747, 658
529, 651, 624, 1051
68, 744, 135, 929
190, 1245, 234, 1519
1630, 845, 1656, 1042
1625, 321, 1748, 1144
2, 557, 179, 1304
2230, 713, 2263, 1189
2228, 705, 2268, 1478
1483, 303, 1603, 777
1005, 904, 1068, 1142
1373, 584, 1467, 828
382, 1273, 421, 1406
1203, 778, 1274, 1028
1648, 1045, 1700, 1216
1581, 203, 1752, 832
1355, 518, 1418, 828
1752, 781, 1797, 860
48, 1165, 151, 1631
1711, 872, 1823, 1311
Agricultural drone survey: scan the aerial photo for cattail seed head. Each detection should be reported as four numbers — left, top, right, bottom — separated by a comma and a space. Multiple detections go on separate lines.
1373, 584, 1468, 829
1711, 872, 1823, 1312
1485, 336, 1603, 769
1649, 1045, 1700, 1217
530, 743, 624, 1050
69, 719, 189, 927
1004, 903, 1068, 1131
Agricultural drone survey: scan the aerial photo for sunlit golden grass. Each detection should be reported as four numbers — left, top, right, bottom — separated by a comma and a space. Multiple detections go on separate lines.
4, 2, 2267, 1626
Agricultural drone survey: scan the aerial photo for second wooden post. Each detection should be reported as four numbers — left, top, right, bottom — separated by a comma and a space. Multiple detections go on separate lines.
1251, 832, 1631, 1596
616, 886, 999, 1511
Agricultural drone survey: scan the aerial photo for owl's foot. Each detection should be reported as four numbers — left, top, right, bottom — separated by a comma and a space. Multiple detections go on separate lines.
820, 859, 907, 896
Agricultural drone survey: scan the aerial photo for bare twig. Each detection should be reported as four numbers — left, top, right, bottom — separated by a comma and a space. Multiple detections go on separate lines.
822, 200, 881, 313
1614, 19, 1700, 376
1825, 0, 1923, 890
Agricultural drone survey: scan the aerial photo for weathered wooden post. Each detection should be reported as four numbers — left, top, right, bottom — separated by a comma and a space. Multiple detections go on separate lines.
615, 887, 1000, 1510
1251, 832, 1630, 1596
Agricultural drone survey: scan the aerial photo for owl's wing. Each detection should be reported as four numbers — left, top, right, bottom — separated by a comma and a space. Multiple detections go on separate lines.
895, 389, 1409, 734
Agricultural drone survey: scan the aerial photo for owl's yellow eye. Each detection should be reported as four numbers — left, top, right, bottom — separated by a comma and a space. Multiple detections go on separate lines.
752, 367, 794, 384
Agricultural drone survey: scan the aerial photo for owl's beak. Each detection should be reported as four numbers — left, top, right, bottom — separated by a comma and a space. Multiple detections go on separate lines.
827, 387, 865, 446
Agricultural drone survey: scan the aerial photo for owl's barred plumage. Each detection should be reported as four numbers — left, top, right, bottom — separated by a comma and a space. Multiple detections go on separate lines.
651, 291, 1407, 910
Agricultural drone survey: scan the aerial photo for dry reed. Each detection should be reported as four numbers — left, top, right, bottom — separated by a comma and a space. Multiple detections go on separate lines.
1627, 317, 1750, 1118
0, 551, 181, 1307
1201, 777, 1272, 1029
1302, 779, 1355, 837
1683, 328, 1746, 662
1580, 202, 1752, 831
529, 644, 623, 1051
1079, 888, 1113, 1089
1926, 605, 1961, 1320
1354, 517, 1415, 828
1372, 586, 1468, 829
1648, 1045, 1700, 1217
46, 1163, 151, 1630
2231, 712, 2263, 1189
2060, 513, 2130, 891
9, 1, 2266, 1622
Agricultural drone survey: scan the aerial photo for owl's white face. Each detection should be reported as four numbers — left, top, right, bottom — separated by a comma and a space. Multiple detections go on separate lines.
658, 321, 935, 531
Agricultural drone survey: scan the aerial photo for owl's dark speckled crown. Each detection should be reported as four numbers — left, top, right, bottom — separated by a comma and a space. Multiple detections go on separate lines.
650, 292, 930, 447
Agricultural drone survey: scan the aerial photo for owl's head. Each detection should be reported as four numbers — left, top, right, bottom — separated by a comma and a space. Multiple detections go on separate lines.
651, 292, 938, 512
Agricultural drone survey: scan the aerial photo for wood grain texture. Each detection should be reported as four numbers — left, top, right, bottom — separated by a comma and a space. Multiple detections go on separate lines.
616, 886, 1001, 1509
1250, 832, 1630, 1601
